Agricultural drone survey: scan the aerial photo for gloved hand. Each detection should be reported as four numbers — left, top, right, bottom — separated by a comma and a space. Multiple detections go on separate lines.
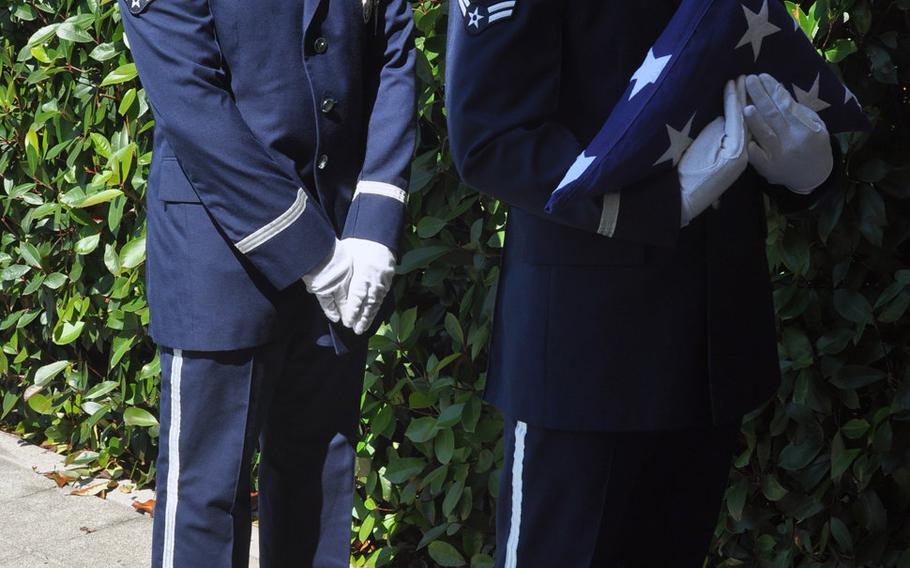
743, 73, 833, 194
302, 239, 353, 324
339, 238, 396, 335
678, 76, 750, 226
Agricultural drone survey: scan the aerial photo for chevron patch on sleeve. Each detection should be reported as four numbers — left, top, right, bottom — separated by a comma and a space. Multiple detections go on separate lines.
457, 0, 517, 35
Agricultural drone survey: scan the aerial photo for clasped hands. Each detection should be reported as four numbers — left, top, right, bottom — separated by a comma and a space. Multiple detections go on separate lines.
678, 73, 834, 225
302, 238, 395, 335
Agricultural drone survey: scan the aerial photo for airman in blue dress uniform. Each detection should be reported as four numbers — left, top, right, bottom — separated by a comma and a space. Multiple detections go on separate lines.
446, 0, 841, 565
118, 0, 415, 565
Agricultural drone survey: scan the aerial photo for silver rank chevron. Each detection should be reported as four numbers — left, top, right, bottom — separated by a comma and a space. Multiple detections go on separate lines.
459, 0, 517, 35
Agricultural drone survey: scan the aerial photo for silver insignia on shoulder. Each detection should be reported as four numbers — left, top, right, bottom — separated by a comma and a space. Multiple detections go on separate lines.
128, 0, 153, 15
459, 0, 517, 35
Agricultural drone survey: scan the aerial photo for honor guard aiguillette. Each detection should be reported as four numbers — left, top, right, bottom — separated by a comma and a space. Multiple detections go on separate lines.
118, 0, 416, 565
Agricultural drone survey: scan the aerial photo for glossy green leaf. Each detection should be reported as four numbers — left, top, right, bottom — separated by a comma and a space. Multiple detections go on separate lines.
100, 63, 138, 86
84, 381, 119, 400
384, 457, 427, 484
428, 541, 466, 567
27, 393, 53, 415
119, 236, 146, 269
77, 189, 123, 208
53, 321, 84, 345
123, 407, 159, 427
33, 360, 69, 388
55, 22, 93, 43
89, 43, 117, 61
74, 233, 101, 255
404, 416, 437, 444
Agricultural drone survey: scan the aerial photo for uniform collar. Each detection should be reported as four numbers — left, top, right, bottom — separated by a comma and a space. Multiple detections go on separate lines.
302, 0, 325, 40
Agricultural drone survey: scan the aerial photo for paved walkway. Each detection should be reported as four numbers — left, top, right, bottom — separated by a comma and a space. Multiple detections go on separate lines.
0, 431, 259, 567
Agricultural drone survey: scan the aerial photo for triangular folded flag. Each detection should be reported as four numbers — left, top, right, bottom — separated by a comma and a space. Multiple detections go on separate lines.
545, 0, 871, 214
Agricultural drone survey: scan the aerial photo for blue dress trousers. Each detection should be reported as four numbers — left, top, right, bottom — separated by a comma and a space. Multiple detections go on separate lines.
154, 311, 368, 568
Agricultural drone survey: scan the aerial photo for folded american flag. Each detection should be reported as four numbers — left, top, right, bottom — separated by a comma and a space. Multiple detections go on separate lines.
545, 0, 871, 214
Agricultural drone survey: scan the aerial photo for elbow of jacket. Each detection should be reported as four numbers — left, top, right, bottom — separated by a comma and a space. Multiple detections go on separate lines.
449, 133, 486, 193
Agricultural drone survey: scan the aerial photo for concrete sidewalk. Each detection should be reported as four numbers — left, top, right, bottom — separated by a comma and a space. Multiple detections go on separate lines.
0, 431, 260, 567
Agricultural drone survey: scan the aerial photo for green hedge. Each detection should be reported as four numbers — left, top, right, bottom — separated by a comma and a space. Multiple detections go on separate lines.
1, 0, 908, 566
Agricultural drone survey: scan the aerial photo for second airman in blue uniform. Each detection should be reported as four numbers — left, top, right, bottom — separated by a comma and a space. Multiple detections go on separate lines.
446, 0, 841, 565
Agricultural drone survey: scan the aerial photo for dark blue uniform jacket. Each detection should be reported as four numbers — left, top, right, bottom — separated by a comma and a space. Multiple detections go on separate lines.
446, 0, 840, 431
119, 0, 416, 351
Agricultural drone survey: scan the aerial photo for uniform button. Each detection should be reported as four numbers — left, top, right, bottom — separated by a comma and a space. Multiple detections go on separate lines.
320, 97, 337, 114
317, 154, 329, 170
314, 37, 328, 54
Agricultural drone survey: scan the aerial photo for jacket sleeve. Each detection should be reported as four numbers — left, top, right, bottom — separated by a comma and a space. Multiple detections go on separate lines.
445, 0, 681, 247
119, 0, 337, 291
341, 0, 417, 255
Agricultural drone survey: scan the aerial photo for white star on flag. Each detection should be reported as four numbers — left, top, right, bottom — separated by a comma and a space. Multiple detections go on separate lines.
736, 0, 781, 61
468, 7, 484, 28
629, 48, 672, 100
654, 113, 696, 167
556, 151, 597, 190
793, 73, 831, 112
131, 0, 140, 7
844, 85, 860, 107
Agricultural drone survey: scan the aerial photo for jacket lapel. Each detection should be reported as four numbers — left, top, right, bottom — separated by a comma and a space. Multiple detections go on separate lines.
302, 0, 326, 36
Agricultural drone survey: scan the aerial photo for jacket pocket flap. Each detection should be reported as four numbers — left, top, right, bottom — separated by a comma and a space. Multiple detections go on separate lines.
154, 158, 202, 203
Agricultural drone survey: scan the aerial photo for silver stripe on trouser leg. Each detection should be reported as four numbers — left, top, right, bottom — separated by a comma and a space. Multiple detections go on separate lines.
504, 420, 528, 568
163, 349, 183, 568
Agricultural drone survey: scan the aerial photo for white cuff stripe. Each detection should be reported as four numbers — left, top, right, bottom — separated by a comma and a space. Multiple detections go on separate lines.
504, 420, 527, 568
234, 188, 307, 254
162, 349, 183, 568
598, 192, 621, 237
354, 181, 408, 204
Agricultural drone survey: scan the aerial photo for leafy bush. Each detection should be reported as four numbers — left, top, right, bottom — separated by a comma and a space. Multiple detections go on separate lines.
0, 0, 907, 566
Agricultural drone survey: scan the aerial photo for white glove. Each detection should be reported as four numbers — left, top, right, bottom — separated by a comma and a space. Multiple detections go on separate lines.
743, 73, 833, 195
678, 76, 750, 226
339, 238, 396, 335
302, 239, 353, 324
